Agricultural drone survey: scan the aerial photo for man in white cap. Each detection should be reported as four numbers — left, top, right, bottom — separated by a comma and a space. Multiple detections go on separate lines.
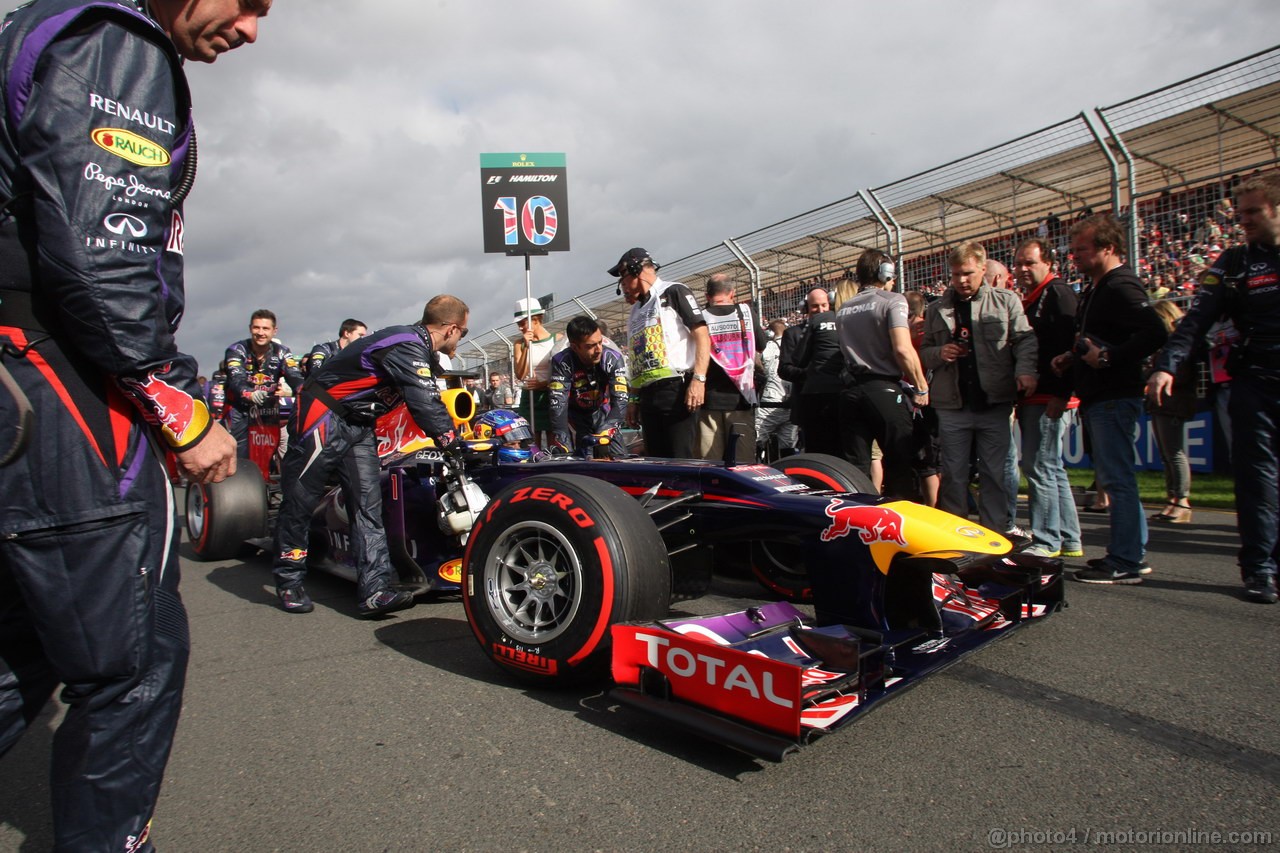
513, 296, 564, 446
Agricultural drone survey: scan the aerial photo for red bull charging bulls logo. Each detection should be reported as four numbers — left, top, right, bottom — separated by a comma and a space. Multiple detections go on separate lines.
819, 499, 908, 546
129, 371, 199, 445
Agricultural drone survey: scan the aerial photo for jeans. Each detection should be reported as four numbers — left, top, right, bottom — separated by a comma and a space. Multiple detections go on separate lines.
1151, 413, 1191, 500
1019, 404, 1083, 553
1004, 418, 1020, 524
1082, 398, 1146, 568
937, 403, 1014, 532
1229, 375, 1280, 581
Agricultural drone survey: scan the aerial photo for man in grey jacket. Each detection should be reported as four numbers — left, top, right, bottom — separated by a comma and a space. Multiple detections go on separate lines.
922, 242, 1038, 534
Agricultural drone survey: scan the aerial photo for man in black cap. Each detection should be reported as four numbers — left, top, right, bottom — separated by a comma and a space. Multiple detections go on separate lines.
610, 248, 710, 458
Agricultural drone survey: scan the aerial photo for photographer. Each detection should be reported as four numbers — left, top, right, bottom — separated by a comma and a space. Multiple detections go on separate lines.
1052, 215, 1167, 584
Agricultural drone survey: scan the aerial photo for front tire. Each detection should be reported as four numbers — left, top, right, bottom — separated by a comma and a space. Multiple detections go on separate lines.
186, 466, 268, 560
463, 474, 671, 686
751, 453, 876, 601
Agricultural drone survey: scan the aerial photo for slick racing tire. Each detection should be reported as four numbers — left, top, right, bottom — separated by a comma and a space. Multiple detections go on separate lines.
751, 453, 876, 602
186, 466, 269, 560
463, 473, 671, 686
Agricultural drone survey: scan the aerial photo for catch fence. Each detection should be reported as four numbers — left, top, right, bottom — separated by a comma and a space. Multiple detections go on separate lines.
459, 46, 1280, 377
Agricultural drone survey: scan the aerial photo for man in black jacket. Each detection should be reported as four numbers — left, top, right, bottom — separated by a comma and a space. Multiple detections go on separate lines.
1148, 171, 1280, 603
1014, 238, 1083, 558
791, 287, 844, 456
0, 1, 264, 848
1052, 216, 1167, 584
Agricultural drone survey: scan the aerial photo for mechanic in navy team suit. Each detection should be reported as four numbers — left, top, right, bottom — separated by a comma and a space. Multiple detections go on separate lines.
0, 0, 263, 848
273, 295, 469, 616
548, 315, 629, 458
304, 317, 368, 376
1148, 171, 1280, 604
223, 308, 304, 455
614, 247, 711, 458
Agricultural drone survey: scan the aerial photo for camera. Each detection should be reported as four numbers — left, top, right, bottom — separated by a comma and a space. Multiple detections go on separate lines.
1073, 334, 1110, 357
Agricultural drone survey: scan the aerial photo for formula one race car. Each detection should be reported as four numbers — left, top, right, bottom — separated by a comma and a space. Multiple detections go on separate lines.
185, 390, 1063, 756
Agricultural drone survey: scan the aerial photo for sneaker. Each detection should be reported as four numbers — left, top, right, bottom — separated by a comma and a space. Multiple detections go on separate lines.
1087, 557, 1152, 575
1244, 576, 1278, 604
357, 588, 415, 618
278, 585, 314, 614
1075, 560, 1143, 585
1004, 525, 1033, 547
1060, 546, 1085, 558
1024, 546, 1060, 557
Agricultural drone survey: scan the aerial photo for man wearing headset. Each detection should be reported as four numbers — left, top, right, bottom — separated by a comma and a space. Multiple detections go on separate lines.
0, 1, 265, 847
836, 250, 930, 499
612, 247, 710, 458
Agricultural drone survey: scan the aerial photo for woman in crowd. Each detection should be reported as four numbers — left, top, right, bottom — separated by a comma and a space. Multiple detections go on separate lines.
1148, 299, 1198, 523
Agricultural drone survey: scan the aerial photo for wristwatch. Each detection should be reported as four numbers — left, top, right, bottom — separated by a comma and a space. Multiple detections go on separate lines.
692, 373, 707, 382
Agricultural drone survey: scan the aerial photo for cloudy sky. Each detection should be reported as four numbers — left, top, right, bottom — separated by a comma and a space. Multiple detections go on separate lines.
164, 0, 1275, 374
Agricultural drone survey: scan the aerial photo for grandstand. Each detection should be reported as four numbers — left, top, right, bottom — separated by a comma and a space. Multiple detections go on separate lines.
459, 45, 1280, 375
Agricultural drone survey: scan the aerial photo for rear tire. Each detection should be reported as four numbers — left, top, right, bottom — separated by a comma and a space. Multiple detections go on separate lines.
751, 453, 876, 601
463, 474, 670, 686
186, 466, 268, 560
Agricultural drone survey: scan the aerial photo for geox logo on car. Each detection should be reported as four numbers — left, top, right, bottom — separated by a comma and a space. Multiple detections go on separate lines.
493, 644, 557, 674
90, 128, 171, 167
819, 499, 908, 545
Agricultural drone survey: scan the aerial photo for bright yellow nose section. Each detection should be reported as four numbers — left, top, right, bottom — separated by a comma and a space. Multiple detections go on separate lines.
819, 499, 1011, 574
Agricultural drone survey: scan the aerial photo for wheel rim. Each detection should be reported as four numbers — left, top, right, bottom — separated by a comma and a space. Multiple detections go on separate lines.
482, 520, 584, 644
187, 486, 207, 540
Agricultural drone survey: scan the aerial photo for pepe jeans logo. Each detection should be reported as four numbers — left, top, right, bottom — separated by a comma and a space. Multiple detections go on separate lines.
90, 128, 171, 167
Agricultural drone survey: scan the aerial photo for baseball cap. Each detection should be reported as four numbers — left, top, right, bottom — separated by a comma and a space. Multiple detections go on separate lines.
607, 247, 658, 278
513, 297, 545, 319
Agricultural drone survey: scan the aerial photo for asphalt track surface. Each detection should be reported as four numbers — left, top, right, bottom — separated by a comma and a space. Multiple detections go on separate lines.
2, 498, 1278, 852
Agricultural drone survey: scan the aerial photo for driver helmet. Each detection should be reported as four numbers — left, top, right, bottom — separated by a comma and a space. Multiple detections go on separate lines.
497, 444, 533, 463
473, 409, 534, 462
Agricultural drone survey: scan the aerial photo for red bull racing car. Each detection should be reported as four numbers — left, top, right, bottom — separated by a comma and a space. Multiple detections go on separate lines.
185, 390, 1064, 759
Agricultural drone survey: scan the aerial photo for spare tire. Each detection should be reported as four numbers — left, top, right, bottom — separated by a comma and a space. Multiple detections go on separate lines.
186, 466, 268, 560
751, 453, 876, 602
463, 473, 671, 686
